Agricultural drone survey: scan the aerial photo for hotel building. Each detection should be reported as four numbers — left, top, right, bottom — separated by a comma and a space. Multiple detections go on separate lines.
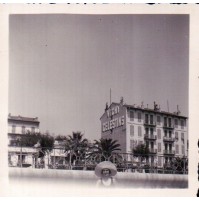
100, 98, 188, 167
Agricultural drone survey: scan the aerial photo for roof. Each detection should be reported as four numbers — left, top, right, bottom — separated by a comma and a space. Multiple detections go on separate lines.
100, 102, 188, 119
124, 104, 188, 119
8, 114, 40, 123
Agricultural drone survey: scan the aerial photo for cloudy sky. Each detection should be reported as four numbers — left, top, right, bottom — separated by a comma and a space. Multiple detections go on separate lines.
9, 14, 189, 141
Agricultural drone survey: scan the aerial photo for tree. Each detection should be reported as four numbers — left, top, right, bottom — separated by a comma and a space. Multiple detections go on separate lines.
38, 133, 55, 157
91, 138, 121, 162
64, 132, 89, 169
170, 157, 188, 174
133, 143, 150, 164
133, 144, 150, 156
55, 135, 67, 141
20, 131, 54, 158
19, 131, 39, 147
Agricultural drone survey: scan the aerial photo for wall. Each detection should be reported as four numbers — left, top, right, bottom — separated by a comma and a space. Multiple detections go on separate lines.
101, 103, 127, 152
8, 123, 39, 134
9, 168, 188, 189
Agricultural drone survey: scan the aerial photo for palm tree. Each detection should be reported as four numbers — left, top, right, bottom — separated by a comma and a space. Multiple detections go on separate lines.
91, 138, 121, 162
64, 132, 89, 169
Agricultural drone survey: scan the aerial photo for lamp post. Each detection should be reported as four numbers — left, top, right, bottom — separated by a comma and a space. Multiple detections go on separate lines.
34, 141, 41, 168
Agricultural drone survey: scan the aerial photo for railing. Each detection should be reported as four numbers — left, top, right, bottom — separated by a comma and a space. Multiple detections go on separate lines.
148, 148, 157, 154
163, 124, 174, 129
144, 134, 157, 140
8, 146, 38, 153
8, 146, 188, 174
144, 121, 156, 127
163, 150, 175, 155
163, 136, 175, 142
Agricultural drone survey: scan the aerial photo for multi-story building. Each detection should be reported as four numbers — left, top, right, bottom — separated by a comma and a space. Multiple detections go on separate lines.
100, 98, 188, 167
8, 114, 40, 167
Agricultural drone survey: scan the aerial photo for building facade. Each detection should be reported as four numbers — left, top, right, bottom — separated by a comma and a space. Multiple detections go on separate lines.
8, 114, 40, 167
100, 98, 188, 167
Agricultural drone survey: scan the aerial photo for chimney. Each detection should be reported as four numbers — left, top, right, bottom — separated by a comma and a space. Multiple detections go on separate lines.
154, 101, 158, 111
120, 97, 124, 105
105, 102, 108, 111
177, 105, 181, 115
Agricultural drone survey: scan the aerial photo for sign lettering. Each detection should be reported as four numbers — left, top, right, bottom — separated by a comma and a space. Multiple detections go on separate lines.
102, 116, 125, 132
107, 106, 119, 118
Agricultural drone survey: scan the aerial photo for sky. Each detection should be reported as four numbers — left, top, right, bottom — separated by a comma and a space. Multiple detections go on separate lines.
9, 14, 189, 141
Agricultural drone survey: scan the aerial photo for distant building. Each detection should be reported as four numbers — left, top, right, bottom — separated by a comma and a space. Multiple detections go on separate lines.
8, 114, 40, 167
100, 98, 188, 167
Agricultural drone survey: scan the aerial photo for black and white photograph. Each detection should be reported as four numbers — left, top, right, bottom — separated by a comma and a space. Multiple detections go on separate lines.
0, 4, 199, 197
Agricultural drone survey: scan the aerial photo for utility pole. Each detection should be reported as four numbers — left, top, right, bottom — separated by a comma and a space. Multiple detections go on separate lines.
20, 138, 22, 168
110, 88, 112, 106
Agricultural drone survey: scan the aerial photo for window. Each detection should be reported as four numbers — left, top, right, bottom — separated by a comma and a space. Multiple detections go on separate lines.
175, 144, 179, 154
175, 119, 178, 128
157, 129, 161, 139
130, 125, 134, 137
150, 128, 153, 135
138, 126, 142, 137
168, 118, 172, 127
164, 117, 167, 127
138, 140, 143, 145
150, 115, 153, 124
130, 140, 134, 150
138, 112, 141, 122
134, 140, 137, 146
130, 111, 134, 121
18, 155, 26, 164
158, 156, 162, 166
151, 156, 154, 165
12, 125, 16, 133
175, 132, 178, 140
182, 145, 185, 155
31, 127, 35, 133
145, 114, 148, 124
165, 157, 168, 164
181, 133, 184, 143
169, 131, 172, 138
164, 130, 167, 137
181, 120, 184, 129
145, 127, 149, 135
157, 116, 161, 125
22, 126, 26, 134
158, 143, 161, 152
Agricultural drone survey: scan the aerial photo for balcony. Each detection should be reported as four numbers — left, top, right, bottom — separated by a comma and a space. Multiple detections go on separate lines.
163, 124, 174, 129
163, 136, 175, 142
144, 121, 156, 127
163, 150, 175, 155
8, 146, 38, 153
148, 148, 157, 154
144, 134, 157, 141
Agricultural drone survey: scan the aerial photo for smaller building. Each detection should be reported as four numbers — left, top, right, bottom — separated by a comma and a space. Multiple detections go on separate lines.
8, 114, 40, 167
